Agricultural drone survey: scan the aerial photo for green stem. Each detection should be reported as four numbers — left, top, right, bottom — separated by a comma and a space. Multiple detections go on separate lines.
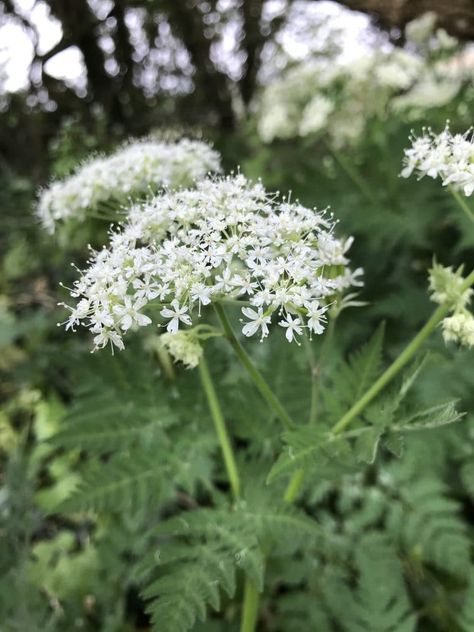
283, 469, 305, 504
198, 355, 241, 500
302, 334, 318, 424
448, 186, 474, 226
153, 336, 176, 381
284, 320, 337, 503
309, 318, 336, 424
332, 269, 474, 435
199, 354, 260, 630
240, 580, 260, 632
214, 303, 294, 431
284, 270, 474, 503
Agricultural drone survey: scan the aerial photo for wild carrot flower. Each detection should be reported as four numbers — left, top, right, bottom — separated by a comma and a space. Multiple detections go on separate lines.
402, 125, 474, 197
61, 174, 362, 351
37, 138, 222, 232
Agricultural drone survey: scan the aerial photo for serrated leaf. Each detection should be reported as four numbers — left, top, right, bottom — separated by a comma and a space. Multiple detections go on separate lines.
383, 432, 404, 458
267, 426, 355, 483
398, 353, 430, 400
355, 428, 382, 464
394, 401, 464, 432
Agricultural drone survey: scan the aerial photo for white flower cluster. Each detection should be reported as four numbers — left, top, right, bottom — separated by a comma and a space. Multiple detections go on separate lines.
257, 15, 465, 147
61, 175, 362, 351
37, 138, 222, 232
404, 12, 458, 51
429, 262, 474, 348
401, 125, 474, 196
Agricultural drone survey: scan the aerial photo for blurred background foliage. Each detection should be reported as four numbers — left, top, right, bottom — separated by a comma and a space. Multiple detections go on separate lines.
1, 1, 474, 631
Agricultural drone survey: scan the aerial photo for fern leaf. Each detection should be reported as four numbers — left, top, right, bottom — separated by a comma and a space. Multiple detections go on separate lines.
267, 425, 357, 483
393, 401, 464, 431
143, 500, 320, 632
322, 535, 416, 632
58, 452, 165, 513
388, 479, 470, 577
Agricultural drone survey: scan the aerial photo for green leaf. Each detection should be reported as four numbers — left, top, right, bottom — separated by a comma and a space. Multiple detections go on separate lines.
143, 498, 318, 632
394, 401, 464, 431
267, 426, 356, 483
355, 428, 382, 464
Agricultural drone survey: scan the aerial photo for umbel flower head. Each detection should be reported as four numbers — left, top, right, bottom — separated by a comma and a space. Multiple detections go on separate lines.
429, 261, 474, 349
401, 124, 474, 196
61, 174, 362, 351
37, 138, 222, 232
257, 20, 463, 149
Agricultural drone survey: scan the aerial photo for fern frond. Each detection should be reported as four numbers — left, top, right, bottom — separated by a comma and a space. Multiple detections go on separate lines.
142, 500, 320, 632
322, 535, 416, 632
267, 425, 357, 483
59, 452, 165, 513
388, 479, 470, 577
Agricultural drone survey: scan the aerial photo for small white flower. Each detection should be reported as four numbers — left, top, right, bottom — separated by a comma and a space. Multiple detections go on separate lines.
278, 314, 303, 343
93, 329, 125, 352
305, 302, 327, 335
160, 299, 192, 334
113, 296, 152, 331
241, 307, 271, 340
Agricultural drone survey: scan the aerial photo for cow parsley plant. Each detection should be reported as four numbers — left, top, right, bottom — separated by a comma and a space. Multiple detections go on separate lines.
37, 138, 222, 232
401, 125, 474, 196
61, 175, 362, 351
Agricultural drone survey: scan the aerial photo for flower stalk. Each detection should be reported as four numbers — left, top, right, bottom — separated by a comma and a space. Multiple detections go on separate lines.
448, 185, 474, 226
240, 580, 261, 632
214, 303, 295, 431
332, 268, 474, 435
199, 352, 261, 631
198, 355, 241, 500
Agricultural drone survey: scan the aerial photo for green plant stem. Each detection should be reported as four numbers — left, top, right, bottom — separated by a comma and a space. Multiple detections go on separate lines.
302, 334, 318, 424
332, 269, 474, 435
214, 303, 294, 430
198, 355, 241, 500
309, 318, 336, 424
240, 579, 260, 632
199, 355, 259, 631
213, 303, 297, 631
284, 270, 474, 503
448, 186, 474, 226
153, 336, 176, 381
283, 469, 305, 504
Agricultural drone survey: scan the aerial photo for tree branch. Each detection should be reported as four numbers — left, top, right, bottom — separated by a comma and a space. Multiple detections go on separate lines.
159, 0, 236, 129
328, 0, 474, 41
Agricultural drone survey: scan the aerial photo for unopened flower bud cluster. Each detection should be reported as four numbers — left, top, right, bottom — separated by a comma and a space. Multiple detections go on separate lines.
62, 174, 362, 351
429, 262, 474, 348
37, 138, 222, 232
402, 125, 474, 196
160, 331, 203, 369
